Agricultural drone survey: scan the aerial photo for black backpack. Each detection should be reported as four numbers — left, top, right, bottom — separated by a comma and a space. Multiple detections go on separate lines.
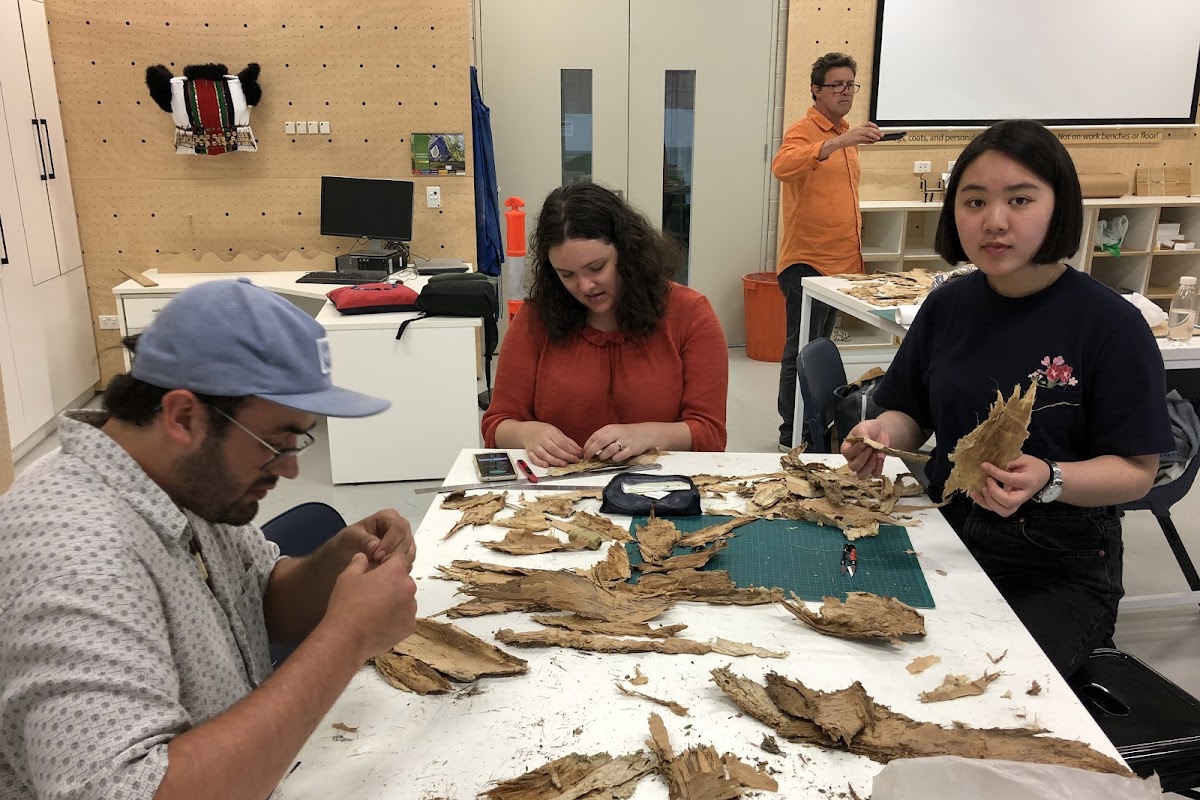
395, 273, 499, 403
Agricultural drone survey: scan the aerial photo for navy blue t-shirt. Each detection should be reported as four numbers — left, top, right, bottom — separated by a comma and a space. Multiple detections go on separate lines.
873, 268, 1173, 501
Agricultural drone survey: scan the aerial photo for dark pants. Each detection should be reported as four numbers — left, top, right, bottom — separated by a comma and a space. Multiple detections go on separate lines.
940, 495, 1123, 678
777, 263, 838, 445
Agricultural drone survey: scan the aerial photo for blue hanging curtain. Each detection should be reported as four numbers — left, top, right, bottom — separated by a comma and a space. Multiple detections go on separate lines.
471, 66, 502, 277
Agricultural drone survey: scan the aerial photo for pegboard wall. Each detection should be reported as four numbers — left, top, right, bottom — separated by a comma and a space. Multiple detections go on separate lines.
43, 0, 476, 383
782, 0, 1200, 200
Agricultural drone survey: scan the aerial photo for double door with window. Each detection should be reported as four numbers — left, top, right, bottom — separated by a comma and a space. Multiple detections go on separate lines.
478, 0, 776, 340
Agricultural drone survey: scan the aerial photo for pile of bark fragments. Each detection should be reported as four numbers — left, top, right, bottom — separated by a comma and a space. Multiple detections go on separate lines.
836, 269, 936, 307
479, 713, 778, 800
702, 446, 931, 540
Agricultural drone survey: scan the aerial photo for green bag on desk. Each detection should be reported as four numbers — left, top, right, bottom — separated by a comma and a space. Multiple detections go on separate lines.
395, 274, 499, 391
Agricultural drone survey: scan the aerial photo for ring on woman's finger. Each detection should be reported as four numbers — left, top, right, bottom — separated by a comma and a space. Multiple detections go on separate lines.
613, 441, 623, 450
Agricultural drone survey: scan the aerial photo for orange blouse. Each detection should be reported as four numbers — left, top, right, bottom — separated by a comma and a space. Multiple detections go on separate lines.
481, 283, 728, 452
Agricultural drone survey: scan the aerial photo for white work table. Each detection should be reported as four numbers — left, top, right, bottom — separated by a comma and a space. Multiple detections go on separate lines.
273, 450, 1122, 799
113, 269, 482, 483
792, 275, 1200, 444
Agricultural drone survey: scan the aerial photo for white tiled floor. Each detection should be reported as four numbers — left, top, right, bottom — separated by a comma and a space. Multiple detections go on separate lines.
15, 349, 1200, 778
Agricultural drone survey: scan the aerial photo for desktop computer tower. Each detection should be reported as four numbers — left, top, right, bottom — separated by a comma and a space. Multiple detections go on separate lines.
335, 250, 405, 274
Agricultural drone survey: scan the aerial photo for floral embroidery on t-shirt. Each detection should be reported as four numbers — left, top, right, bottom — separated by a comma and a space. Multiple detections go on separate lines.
1029, 355, 1079, 389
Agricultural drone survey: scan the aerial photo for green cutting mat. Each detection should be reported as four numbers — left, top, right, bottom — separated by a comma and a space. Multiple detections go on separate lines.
625, 516, 935, 608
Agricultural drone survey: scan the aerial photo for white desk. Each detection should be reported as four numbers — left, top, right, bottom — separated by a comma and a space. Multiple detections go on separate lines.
112, 270, 482, 484
792, 275, 1200, 445
274, 450, 1122, 799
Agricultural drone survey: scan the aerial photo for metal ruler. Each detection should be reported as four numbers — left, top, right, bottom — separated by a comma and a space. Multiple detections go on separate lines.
414, 463, 662, 494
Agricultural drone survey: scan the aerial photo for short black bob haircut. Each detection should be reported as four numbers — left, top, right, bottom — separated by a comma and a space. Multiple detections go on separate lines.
934, 119, 1084, 267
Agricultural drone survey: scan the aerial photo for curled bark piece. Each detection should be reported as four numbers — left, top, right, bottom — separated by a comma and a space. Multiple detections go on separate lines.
442, 491, 506, 510
531, 614, 686, 639
778, 591, 926, 643
844, 436, 931, 463
495, 628, 783, 659
710, 667, 1130, 776
919, 671, 1001, 703
645, 713, 779, 797
943, 384, 1037, 498
554, 511, 632, 543
391, 618, 527, 682
437, 560, 537, 584
464, 570, 675, 623
677, 517, 754, 548
444, 493, 508, 540
478, 751, 656, 800
636, 513, 680, 564
579, 542, 633, 584
636, 539, 728, 574
372, 652, 452, 694
546, 449, 664, 476
518, 490, 601, 518
1027, 680, 1043, 696
617, 682, 689, 716
988, 649, 1009, 665
481, 529, 601, 555
492, 508, 553, 533
634, 569, 783, 605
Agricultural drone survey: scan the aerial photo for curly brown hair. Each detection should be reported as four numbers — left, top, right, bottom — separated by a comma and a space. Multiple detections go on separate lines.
527, 183, 680, 342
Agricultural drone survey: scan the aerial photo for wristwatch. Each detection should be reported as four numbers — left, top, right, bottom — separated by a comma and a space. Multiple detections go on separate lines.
1032, 458, 1063, 504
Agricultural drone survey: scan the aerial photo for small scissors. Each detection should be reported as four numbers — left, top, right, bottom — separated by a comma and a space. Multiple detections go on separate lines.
840, 544, 858, 578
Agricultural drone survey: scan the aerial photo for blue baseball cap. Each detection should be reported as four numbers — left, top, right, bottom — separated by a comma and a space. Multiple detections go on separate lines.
130, 278, 390, 418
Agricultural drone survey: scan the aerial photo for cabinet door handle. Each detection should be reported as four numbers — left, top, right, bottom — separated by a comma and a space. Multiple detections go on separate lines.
40, 120, 56, 179
0, 214, 9, 265
31, 119, 47, 180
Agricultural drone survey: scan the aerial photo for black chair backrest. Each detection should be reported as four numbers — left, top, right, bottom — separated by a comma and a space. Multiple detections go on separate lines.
1120, 448, 1200, 515
261, 501, 347, 558
797, 337, 848, 454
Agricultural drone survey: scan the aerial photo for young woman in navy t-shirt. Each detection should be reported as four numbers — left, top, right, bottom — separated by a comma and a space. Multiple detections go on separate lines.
842, 119, 1173, 677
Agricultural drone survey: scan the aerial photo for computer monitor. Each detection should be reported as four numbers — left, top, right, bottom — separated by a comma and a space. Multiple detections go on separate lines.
320, 176, 415, 255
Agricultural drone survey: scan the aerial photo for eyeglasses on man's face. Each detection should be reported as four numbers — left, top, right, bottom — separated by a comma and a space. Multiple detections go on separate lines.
208, 405, 316, 471
820, 82, 861, 94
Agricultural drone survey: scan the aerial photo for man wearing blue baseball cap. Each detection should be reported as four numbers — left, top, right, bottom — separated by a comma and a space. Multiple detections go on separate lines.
0, 279, 418, 800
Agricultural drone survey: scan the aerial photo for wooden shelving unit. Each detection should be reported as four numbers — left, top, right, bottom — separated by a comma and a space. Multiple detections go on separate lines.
841, 196, 1200, 353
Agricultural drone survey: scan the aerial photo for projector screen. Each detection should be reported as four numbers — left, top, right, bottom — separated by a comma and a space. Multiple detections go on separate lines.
870, 0, 1200, 127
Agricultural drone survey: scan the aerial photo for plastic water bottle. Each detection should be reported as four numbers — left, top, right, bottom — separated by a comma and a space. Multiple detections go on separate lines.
1168, 276, 1198, 342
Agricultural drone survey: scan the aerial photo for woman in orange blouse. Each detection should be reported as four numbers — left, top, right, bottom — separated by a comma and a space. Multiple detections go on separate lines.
482, 183, 728, 468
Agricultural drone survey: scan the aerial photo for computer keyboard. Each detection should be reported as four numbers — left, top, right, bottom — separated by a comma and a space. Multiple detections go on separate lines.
296, 271, 391, 286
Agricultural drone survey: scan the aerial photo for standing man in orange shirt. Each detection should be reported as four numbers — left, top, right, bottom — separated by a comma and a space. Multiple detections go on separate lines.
772, 52, 881, 450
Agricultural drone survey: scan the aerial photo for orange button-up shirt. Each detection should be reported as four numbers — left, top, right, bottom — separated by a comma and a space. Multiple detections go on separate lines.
772, 106, 863, 276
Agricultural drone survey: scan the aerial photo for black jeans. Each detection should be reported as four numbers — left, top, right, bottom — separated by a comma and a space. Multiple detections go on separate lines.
940, 495, 1123, 678
777, 263, 838, 445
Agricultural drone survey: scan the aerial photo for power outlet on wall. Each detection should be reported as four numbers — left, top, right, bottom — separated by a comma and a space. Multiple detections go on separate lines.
426, 186, 441, 208
98, 315, 120, 330
913, 161, 932, 174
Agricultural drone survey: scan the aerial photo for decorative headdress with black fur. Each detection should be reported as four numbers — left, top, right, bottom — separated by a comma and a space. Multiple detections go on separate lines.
146, 63, 261, 155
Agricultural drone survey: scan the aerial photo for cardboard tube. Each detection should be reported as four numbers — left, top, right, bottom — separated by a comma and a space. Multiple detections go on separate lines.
1078, 173, 1130, 198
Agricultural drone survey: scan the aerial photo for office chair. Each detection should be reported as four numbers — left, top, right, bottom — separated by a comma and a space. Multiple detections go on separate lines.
1070, 649, 1200, 796
261, 502, 347, 665
1117, 450, 1200, 610
796, 337, 848, 454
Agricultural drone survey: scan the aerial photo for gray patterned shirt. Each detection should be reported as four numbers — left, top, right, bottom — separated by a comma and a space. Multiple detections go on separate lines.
0, 411, 281, 799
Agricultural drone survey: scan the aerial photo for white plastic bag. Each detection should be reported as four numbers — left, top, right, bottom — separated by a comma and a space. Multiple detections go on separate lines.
1096, 215, 1130, 248
1123, 292, 1169, 328
872, 756, 1162, 800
